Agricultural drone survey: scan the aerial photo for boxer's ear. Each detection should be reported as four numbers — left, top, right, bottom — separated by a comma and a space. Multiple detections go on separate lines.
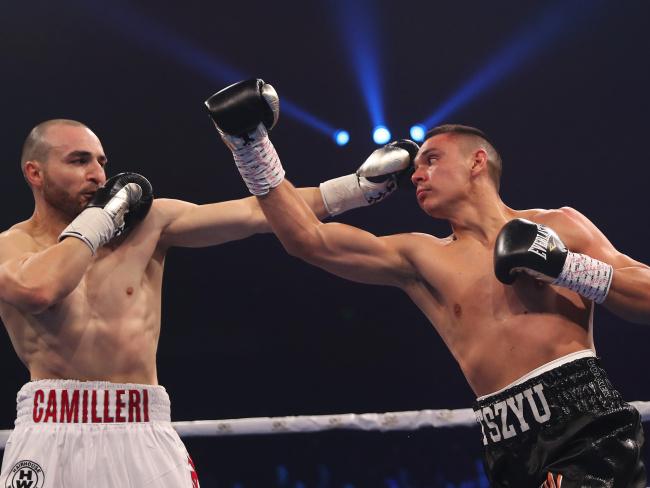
24, 160, 44, 188
469, 148, 488, 178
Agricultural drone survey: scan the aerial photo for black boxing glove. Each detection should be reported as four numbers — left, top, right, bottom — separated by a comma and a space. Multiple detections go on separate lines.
494, 218, 613, 303
87, 172, 153, 231
319, 139, 419, 216
59, 172, 153, 254
205, 78, 283, 196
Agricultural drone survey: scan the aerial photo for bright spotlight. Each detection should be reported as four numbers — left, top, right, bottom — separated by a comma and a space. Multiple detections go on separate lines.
334, 130, 350, 146
410, 125, 426, 142
372, 125, 391, 145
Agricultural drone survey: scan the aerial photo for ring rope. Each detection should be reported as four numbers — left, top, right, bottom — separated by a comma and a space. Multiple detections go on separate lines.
1, 401, 648, 449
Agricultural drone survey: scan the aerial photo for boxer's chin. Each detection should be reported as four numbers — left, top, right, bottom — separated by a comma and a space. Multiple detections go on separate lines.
43, 180, 86, 219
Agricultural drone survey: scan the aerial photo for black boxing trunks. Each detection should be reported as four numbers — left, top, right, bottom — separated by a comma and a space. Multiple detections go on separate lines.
473, 350, 646, 487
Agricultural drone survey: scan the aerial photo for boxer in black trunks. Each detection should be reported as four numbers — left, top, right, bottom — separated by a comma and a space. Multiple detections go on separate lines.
208, 79, 650, 487
474, 352, 644, 486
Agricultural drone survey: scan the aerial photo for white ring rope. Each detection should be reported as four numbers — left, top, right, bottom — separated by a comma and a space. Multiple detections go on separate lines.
1, 401, 648, 449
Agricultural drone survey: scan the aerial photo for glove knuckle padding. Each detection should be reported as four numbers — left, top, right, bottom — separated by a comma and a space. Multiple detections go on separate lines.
319, 140, 419, 216
204, 78, 279, 135
90, 172, 154, 232
493, 218, 567, 284
394, 139, 420, 160
357, 139, 420, 183
396, 139, 420, 182
260, 82, 280, 128
494, 219, 531, 284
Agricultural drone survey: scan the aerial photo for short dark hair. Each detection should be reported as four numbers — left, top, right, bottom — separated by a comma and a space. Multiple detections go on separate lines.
426, 124, 502, 191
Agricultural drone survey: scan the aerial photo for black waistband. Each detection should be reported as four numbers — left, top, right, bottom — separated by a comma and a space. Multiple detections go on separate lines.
472, 357, 624, 446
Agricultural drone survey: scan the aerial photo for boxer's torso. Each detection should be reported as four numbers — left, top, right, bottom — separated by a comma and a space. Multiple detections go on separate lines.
400, 208, 594, 397
0, 204, 169, 385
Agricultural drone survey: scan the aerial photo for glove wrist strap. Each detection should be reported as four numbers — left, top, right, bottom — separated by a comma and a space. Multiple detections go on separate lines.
319, 174, 368, 216
59, 208, 117, 255
552, 251, 613, 304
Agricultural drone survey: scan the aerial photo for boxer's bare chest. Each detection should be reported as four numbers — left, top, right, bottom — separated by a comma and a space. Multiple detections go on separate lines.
52, 237, 163, 323
411, 238, 504, 308
404, 235, 583, 337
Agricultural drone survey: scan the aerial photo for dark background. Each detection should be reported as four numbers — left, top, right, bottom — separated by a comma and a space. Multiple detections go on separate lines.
1, 0, 648, 485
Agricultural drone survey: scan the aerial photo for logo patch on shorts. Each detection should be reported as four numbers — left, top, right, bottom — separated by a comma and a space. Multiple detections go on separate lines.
4, 460, 45, 488
540, 472, 562, 488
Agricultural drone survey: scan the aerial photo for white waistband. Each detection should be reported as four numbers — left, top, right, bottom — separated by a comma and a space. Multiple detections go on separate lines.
476, 349, 596, 401
15, 379, 171, 426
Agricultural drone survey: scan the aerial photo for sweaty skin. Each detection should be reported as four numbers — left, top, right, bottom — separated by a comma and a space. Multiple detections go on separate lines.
253, 132, 650, 397
0, 122, 328, 384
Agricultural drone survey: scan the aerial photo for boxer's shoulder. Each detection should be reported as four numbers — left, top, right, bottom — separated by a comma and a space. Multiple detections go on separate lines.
148, 198, 202, 236
517, 206, 584, 228
0, 223, 41, 256
150, 198, 190, 218
403, 231, 452, 246
387, 232, 451, 263
515, 207, 596, 252
124, 198, 187, 237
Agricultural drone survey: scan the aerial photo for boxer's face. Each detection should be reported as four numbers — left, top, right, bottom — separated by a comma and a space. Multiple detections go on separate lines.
39, 125, 107, 218
411, 133, 472, 217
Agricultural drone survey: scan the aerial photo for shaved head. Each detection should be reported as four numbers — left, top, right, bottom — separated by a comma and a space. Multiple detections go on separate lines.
20, 119, 106, 216
21, 119, 89, 172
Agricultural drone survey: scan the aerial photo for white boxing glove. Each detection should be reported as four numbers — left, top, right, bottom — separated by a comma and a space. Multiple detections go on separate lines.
319, 139, 419, 216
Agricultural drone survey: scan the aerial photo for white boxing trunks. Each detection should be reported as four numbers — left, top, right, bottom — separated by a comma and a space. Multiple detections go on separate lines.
1, 380, 200, 488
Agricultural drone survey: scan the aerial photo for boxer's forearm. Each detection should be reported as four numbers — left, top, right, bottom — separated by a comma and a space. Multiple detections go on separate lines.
297, 187, 329, 221
255, 186, 328, 233
6, 238, 93, 313
601, 266, 650, 324
258, 180, 323, 257
157, 187, 326, 248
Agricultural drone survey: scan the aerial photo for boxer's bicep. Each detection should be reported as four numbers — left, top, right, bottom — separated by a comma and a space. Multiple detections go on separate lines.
157, 197, 266, 248
546, 207, 617, 261
591, 241, 650, 323
0, 232, 45, 309
297, 222, 417, 287
551, 207, 646, 270
549, 207, 650, 322
157, 187, 329, 249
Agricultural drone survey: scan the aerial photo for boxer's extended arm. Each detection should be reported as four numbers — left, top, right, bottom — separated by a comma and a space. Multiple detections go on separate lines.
157, 187, 327, 248
0, 231, 93, 314
259, 180, 417, 287
203, 78, 419, 284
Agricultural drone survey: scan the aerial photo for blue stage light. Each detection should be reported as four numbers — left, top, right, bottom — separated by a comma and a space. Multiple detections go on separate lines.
280, 99, 337, 136
333, 0, 385, 130
410, 125, 426, 142
372, 126, 391, 145
419, 0, 607, 128
334, 130, 350, 146
80, 1, 339, 139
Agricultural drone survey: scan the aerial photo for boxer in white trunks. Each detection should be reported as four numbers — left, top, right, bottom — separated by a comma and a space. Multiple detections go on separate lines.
0, 119, 401, 487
